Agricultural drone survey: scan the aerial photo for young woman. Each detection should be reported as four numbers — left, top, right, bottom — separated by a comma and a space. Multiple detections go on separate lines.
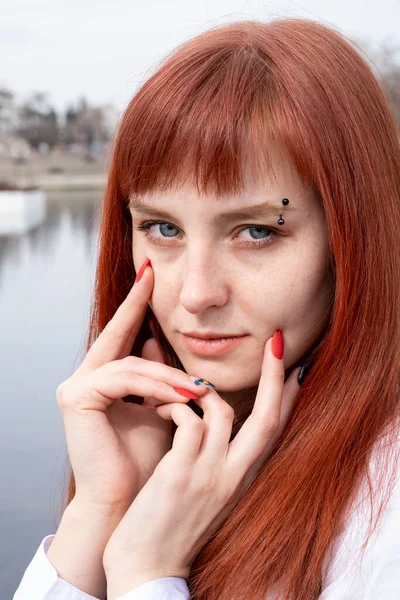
14, 17, 400, 600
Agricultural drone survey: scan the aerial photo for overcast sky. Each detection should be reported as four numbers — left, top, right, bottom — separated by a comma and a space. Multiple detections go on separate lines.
1, 0, 399, 115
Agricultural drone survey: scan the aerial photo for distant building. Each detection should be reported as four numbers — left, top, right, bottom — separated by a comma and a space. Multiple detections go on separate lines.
0, 134, 31, 159
0, 89, 30, 158
0, 88, 19, 138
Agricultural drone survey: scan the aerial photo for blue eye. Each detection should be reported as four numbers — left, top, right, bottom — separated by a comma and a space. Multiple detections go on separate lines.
133, 221, 279, 249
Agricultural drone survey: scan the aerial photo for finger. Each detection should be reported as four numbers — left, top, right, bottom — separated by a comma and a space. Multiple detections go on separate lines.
140, 336, 167, 405
107, 356, 210, 405
121, 336, 166, 405
227, 335, 288, 473
78, 258, 153, 376
155, 403, 204, 465
238, 366, 301, 495
84, 363, 207, 412
189, 389, 235, 462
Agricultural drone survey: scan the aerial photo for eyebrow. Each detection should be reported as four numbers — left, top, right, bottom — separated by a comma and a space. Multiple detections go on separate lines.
128, 197, 296, 223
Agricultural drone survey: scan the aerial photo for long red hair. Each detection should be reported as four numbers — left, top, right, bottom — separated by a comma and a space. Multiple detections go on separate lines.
60, 18, 400, 599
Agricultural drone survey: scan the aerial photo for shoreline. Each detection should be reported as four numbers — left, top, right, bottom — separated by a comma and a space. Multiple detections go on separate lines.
0, 152, 109, 191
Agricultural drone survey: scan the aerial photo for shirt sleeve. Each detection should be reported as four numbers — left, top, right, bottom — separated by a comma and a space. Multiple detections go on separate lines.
111, 577, 190, 600
12, 534, 101, 600
12, 533, 190, 600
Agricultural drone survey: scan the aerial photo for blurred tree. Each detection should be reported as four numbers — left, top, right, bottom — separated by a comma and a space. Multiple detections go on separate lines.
17, 91, 59, 149
61, 98, 111, 152
65, 105, 78, 124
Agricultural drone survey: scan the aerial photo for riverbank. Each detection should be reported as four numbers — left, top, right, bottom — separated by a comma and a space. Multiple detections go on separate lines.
0, 151, 110, 191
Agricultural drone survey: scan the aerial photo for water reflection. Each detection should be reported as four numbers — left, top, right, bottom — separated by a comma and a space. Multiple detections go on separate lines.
0, 190, 46, 236
0, 191, 100, 284
0, 190, 102, 597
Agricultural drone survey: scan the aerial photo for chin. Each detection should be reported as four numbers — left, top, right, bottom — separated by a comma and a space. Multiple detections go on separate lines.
179, 357, 259, 392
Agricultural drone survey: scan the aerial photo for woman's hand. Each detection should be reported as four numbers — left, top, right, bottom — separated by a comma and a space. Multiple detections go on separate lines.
103, 332, 302, 599
55, 258, 209, 515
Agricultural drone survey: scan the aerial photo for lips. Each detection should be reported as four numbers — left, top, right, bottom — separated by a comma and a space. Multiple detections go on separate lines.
181, 333, 248, 356
182, 331, 245, 340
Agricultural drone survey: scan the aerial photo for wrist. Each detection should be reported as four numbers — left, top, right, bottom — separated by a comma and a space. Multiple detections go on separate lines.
46, 499, 126, 599
68, 495, 130, 522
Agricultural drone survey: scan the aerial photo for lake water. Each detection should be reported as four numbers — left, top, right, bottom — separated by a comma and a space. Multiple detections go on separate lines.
1, 191, 101, 598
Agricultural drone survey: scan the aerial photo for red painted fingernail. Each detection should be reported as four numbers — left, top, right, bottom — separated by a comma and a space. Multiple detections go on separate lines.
136, 258, 151, 282
271, 329, 284, 359
173, 386, 199, 399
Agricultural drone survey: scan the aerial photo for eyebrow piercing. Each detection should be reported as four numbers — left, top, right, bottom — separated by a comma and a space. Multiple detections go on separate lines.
277, 198, 290, 225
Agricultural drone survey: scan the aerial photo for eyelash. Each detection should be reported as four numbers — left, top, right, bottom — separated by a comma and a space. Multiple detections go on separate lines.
132, 220, 280, 249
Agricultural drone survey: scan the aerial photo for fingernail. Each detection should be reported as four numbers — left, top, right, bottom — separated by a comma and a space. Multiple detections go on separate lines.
136, 258, 151, 283
189, 376, 216, 389
271, 329, 284, 359
173, 386, 199, 400
297, 361, 313, 386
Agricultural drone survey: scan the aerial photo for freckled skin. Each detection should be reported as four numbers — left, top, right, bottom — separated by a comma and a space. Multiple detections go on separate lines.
130, 144, 334, 412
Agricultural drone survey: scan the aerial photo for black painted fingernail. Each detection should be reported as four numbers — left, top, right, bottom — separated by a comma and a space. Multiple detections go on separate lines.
298, 361, 313, 386
186, 398, 204, 419
122, 395, 144, 405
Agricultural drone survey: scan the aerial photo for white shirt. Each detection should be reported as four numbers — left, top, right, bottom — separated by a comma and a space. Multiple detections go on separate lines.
12, 432, 400, 600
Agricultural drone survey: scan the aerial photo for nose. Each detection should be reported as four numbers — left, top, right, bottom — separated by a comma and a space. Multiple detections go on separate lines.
178, 248, 229, 313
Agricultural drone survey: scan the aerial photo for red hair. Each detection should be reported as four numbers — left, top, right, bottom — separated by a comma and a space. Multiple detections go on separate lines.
60, 18, 400, 599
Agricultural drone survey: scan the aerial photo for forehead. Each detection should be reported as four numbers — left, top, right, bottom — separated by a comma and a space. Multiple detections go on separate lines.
132, 150, 312, 215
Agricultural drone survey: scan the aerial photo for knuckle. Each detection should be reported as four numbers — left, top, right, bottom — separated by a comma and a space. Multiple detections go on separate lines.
55, 379, 73, 409
56, 376, 92, 412
171, 470, 191, 489
108, 357, 138, 379
119, 382, 136, 398
196, 471, 219, 495
148, 379, 163, 398
270, 372, 285, 383
55, 382, 65, 403
117, 356, 139, 370
220, 403, 235, 420
121, 358, 147, 381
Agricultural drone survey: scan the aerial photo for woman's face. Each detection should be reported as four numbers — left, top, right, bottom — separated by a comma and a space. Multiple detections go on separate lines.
129, 145, 334, 399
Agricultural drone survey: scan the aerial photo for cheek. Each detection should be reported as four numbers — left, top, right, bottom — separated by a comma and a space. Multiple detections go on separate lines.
273, 226, 333, 326
243, 239, 333, 358
286, 271, 333, 325
276, 256, 334, 364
